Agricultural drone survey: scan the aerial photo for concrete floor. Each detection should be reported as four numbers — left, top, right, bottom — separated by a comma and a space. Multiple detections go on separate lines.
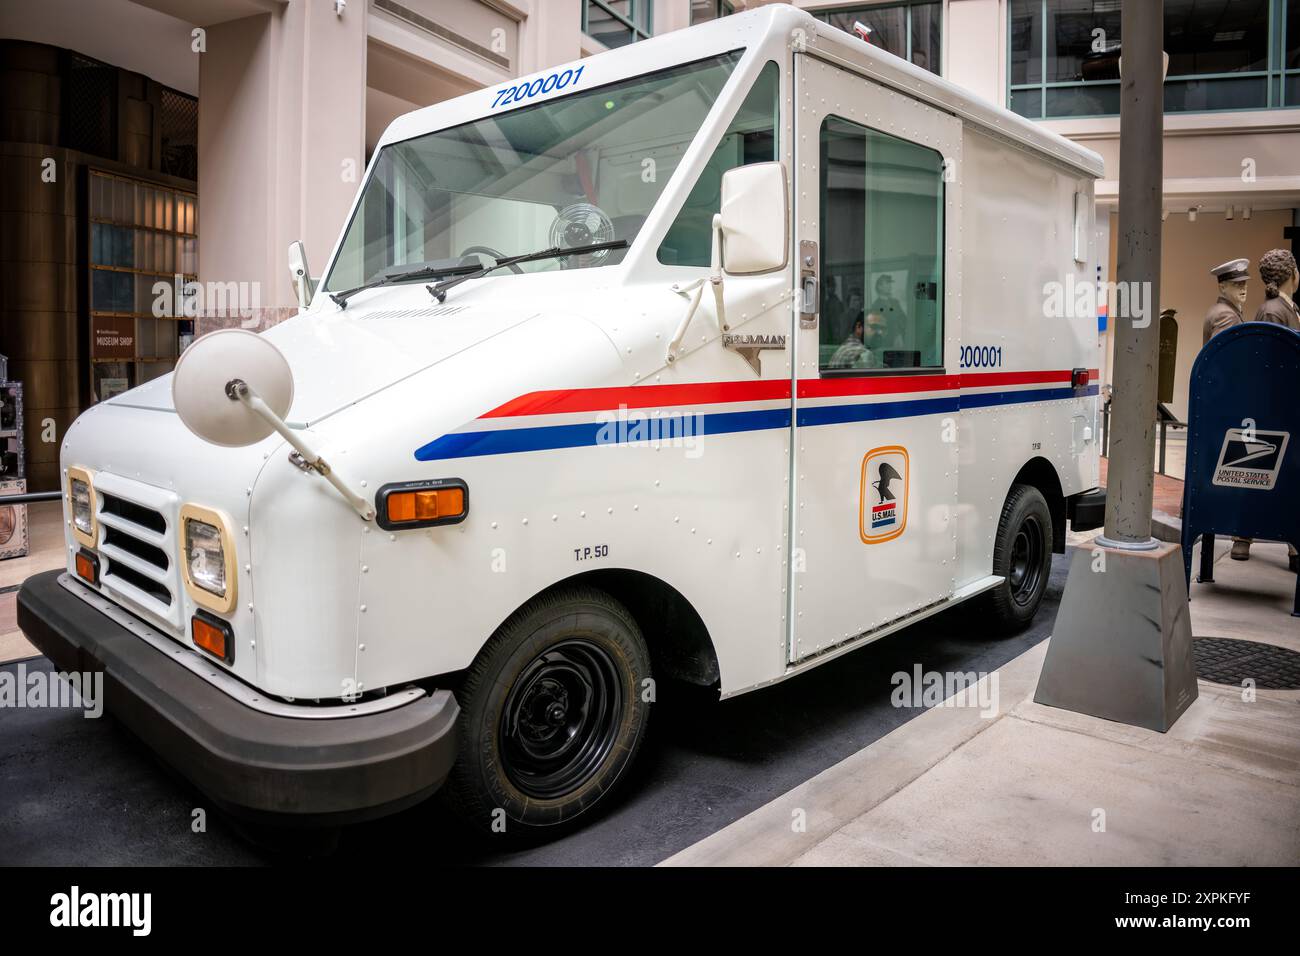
664, 536, 1300, 867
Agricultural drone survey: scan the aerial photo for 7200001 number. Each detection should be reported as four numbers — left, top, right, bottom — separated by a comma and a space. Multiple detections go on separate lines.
493, 66, 585, 109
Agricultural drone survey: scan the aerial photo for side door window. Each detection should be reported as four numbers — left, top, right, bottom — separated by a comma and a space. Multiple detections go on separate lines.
657, 61, 780, 266
818, 116, 945, 373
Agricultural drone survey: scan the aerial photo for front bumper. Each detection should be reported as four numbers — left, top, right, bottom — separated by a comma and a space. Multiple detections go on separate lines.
17, 569, 459, 826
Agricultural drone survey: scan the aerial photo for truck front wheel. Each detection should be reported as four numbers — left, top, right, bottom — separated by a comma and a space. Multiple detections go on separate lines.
984, 483, 1053, 633
445, 587, 651, 839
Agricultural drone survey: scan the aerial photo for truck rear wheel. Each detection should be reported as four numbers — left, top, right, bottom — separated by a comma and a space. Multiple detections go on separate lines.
985, 483, 1053, 633
445, 587, 651, 840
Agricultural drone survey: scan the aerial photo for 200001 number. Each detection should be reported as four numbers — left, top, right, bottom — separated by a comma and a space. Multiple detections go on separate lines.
960, 345, 1003, 368
493, 66, 585, 109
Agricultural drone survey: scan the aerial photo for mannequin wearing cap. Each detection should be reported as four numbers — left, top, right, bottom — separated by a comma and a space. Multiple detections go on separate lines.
1200, 255, 1299, 566
1201, 258, 1249, 345
1200, 258, 1252, 561
1253, 248, 1300, 333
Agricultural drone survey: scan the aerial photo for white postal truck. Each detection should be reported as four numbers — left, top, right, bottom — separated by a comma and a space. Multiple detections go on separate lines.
20, 5, 1106, 837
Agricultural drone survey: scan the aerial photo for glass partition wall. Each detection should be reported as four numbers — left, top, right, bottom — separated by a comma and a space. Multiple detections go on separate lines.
88, 169, 198, 402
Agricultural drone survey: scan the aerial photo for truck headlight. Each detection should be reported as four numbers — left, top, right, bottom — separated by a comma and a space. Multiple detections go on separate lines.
179, 504, 237, 614
185, 518, 226, 597
67, 466, 97, 549
70, 479, 92, 536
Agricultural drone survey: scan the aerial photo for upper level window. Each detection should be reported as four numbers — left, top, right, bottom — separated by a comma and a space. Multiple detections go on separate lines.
1010, 0, 1300, 118
584, 0, 653, 48
813, 2, 943, 76
691, 0, 735, 24
818, 116, 945, 374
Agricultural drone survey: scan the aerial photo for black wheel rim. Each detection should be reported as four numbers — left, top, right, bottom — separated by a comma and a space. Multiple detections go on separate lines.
1008, 515, 1046, 607
500, 639, 623, 800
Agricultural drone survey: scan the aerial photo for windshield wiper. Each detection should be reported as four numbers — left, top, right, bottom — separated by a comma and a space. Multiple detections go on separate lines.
427, 239, 628, 303
329, 261, 482, 309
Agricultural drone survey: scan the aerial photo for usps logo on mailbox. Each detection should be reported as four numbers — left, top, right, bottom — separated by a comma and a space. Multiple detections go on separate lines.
860, 445, 909, 544
1211, 428, 1290, 490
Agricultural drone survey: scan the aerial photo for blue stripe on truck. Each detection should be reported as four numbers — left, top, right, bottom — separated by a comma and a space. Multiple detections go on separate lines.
414, 384, 1098, 462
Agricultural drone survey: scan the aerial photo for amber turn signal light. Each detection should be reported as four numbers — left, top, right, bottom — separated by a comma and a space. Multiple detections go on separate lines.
377, 479, 469, 530
74, 548, 99, 585
388, 487, 463, 523
192, 612, 234, 664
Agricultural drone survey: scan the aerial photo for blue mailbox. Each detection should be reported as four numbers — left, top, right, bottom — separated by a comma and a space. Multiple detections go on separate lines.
1181, 322, 1300, 616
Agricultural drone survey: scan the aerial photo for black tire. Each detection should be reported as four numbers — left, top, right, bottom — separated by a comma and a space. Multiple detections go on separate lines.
984, 483, 1053, 633
445, 587, 652, 840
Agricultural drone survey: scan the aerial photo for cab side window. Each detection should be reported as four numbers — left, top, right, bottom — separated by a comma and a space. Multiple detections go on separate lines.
657, 61, 779, 266
818, 115, 944, 373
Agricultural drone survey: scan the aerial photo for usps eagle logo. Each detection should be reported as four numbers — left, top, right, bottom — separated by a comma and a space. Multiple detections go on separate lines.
1211, 428, 1289, 490
861, 446, 909, 544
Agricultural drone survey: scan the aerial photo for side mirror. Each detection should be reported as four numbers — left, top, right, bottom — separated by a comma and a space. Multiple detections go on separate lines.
173, 329, 295, 448
719, 162, 788, 275
288, 240, 315, 307
173, 329, 374, 520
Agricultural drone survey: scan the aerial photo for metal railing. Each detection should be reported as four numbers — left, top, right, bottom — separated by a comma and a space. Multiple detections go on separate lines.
1, 491, 62, 505
1099, 399, 1186, 476
1156, 417, 1186, 476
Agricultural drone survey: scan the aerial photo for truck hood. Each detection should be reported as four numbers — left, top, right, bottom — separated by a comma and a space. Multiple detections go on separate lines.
109, 296, 539, 424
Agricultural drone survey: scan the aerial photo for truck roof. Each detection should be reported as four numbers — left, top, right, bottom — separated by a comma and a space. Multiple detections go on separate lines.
377, 3, 1103, 180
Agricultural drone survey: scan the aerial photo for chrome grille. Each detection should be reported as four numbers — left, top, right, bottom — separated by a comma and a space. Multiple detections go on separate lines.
101, 493, 167, 535
91, 474, 182, 629
99, 492, 171, 605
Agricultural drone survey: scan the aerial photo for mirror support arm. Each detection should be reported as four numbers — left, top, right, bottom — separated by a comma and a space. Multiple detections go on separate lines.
666, 215, 728, 364
288, 241, 314, 308
708, 213, 728, 334
226, 379, 375, 521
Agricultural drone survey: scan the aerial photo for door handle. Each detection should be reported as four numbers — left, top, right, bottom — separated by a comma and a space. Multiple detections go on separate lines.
799, 239, 818, 329
801, 275, 818, 314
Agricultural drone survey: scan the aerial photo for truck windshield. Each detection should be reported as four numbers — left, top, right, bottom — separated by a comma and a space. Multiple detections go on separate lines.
323, 50, 752, 293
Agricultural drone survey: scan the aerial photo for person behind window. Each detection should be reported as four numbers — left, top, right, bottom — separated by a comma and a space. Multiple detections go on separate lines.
861, 311, 890, 365
837, 285, 863, 345
822, 283, 845, 343
869, 274, 908, 347
829, 312, 890, 369
829, 315, 864, 369
845, 286, 864, 324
